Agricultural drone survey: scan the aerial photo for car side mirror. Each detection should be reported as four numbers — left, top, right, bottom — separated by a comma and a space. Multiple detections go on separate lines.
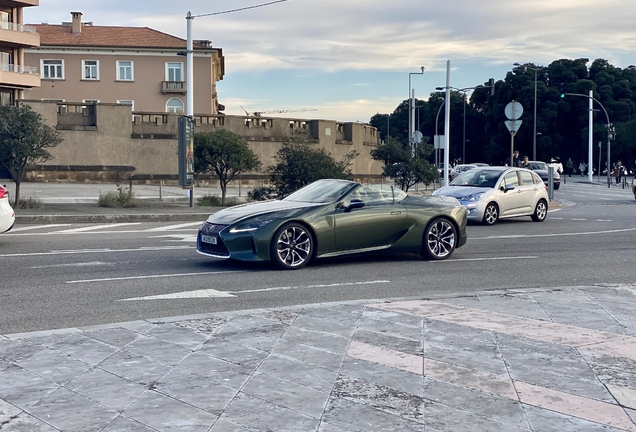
501, 184, 515, 192
345, 199, 365, 212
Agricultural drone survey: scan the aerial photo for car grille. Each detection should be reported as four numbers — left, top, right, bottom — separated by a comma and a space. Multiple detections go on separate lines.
197, 222, 230, 257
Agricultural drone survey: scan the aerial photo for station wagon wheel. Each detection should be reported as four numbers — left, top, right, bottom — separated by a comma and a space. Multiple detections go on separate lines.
482, 203, 499, 225
421, 217, 457, 260
271, 223, 313, 269
531, 199, 548, 222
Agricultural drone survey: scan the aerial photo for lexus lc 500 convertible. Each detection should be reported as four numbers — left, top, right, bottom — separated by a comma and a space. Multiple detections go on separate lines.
197, 179, 468, 269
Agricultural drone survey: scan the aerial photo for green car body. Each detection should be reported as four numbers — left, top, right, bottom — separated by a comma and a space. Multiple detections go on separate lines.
197, 179, 467, 269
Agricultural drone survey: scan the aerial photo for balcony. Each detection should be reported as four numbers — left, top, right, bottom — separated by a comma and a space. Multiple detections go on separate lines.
0, 22, 40, 48
161, 81, 186, 94
0, 63, 40, 88
0, 0, 39, 7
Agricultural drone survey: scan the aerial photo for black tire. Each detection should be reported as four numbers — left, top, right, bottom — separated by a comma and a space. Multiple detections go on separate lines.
482, 203, 499, 225
270, 223, 313, 269
421, 217, 457, 260
531, 199, 548, 222
554, 183, 560, 190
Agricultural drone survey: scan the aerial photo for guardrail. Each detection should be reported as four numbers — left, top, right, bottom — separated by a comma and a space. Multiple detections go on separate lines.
0, 63, 38, 75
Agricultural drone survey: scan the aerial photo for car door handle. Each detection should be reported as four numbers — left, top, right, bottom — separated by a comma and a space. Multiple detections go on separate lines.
390, 211, 402, 215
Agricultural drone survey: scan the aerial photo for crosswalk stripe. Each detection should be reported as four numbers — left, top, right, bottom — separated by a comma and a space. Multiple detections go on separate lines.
9, 224, 71, 232
144, 222, 203, 231
53, 223, 141, 233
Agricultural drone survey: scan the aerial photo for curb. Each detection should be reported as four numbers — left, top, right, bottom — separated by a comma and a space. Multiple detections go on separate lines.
15, 213, 211, 224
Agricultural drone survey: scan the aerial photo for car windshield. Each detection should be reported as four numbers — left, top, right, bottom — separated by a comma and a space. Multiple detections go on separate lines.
529, 162, 548, 170
283, 180, 355, 203
450, 169, 504, 188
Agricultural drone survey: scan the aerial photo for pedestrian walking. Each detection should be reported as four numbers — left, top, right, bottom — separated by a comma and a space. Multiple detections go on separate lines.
613, 160, 623, 184
566, 158, 574, 177
505, 150, 520, 167
579, 161, 586, 176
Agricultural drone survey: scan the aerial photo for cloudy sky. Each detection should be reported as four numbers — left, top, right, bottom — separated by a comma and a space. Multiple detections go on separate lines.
25, 0, 636, 122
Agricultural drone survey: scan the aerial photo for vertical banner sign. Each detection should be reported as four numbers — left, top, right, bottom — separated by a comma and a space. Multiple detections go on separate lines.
178, 116, 195, 188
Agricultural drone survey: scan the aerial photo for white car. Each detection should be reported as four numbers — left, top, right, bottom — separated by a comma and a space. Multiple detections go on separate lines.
433, 166, 549, 225
0, 185, 15, 233
450, 164, 479, 181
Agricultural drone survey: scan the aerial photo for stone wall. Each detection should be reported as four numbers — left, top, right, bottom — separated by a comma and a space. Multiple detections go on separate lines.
19, 100, 384, 185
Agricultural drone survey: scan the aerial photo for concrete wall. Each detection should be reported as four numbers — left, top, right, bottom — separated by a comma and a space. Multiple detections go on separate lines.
20, 100, 383, 184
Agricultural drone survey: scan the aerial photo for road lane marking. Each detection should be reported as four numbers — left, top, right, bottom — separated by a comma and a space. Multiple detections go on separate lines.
9, 224, 71, 232
570, 218, 587, 221
441, 256, 538, 262
118, 280, 390, 301
144, 222, 203, 231
235, 280, 391, 294
0, 245, 191, 258
68, 270, 243, 284
30, 261, 114, 269
53, 223, 141, 233
472, 227, 636, 240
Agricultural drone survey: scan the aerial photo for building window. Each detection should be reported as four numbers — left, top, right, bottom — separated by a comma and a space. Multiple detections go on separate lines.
117, 100, 134, 111
82, 60, 99, 80
1, 91, 13, 106
117, 61, 133, 81
166, 62, 183, 82
41, 60, 64, 79
166, 98, 184, 113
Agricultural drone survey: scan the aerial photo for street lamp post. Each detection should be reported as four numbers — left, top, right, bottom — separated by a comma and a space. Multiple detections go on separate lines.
513, 63, 541, 160
409, 67, 425, 156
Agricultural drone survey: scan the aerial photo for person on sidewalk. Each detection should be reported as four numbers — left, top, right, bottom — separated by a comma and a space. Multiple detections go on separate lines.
566, 158, 574, 177
505, 150, 520, 167
614, 160, 623, 184
579, 161, 587, 176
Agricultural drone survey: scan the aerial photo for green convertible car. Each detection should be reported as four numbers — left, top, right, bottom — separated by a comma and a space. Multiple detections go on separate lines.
197, 179, 468, 269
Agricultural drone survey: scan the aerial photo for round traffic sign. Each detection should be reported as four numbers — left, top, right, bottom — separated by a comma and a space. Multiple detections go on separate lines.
504, 101, 524, 120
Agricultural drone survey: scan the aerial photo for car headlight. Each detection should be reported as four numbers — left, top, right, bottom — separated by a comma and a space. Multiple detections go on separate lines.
229, 220, 273, 233
460, 192, 485, 202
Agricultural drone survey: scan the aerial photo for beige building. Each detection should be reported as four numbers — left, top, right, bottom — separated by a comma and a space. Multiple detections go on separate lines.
24, 12, 224, 114
0, 0, 40, 106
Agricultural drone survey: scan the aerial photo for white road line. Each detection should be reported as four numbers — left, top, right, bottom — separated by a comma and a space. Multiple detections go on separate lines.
144, 222, 203, 231
472, 227, 636, 240
68, 270, 243, 284
30, 261, 114, 269
441, 256, 538, 262
0, 245, 191, 258
235, 280, 391, 294
571, 218, 587, 221
596, 219, 612, 222
53, 223, 141, 233
5, 228, 201, 236
119, 280, 391, 301
9, 224, 71, 232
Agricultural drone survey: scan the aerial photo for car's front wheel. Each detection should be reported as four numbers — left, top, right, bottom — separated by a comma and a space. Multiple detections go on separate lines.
531, 199, 548, 222
271, 223, 313, 269
482, 203, 499, 225
421, 217, 457, 260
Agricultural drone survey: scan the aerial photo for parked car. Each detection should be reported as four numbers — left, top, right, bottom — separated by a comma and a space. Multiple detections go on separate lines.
197, 179, 468, 269
450, 164, 479, 181
0, 185, 15, 234
432, 166, 549, 225
526, 161, 560, 190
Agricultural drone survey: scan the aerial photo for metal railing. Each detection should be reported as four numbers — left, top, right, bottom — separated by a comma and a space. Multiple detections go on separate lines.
0, 63, 38, 75
0, 21, 37, 34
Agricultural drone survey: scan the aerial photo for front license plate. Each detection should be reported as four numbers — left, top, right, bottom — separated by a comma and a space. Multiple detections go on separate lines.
201, 235, 217, 245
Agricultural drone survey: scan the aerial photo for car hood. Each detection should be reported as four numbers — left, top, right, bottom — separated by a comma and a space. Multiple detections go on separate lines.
206, 200, 325, 225
433, 185, 491, 199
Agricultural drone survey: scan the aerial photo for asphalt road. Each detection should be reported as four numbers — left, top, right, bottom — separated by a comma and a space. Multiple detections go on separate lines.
1, 181, 635, 334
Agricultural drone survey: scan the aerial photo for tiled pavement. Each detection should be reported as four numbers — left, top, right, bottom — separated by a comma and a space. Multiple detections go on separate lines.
1, 285, 636, 431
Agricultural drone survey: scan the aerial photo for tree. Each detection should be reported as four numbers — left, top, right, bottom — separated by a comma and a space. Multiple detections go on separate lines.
370, 136, 438, 191
193, 129, 261, 205
268, 131, 358, 197
0, 104, 63, 206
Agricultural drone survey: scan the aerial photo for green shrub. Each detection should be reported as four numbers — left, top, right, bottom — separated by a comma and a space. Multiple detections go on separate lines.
97, 185, 143, 208
247, 187, 278, 202
197, 194, 239, 207
15, 197, 43, 209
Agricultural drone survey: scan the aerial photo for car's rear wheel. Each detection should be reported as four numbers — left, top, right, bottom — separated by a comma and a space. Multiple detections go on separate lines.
271, 223, 313, 269
531, 199, 548, 222
421, 217, 457, 260
482, 203, 499, 225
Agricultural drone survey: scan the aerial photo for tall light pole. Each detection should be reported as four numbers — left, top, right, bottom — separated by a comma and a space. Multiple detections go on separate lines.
513, 63, 541, 160
408, 67, 425, 156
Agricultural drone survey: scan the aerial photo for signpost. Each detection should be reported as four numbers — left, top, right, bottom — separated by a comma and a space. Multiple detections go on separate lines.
504, 100, 523, 166
178, 116, 195, 206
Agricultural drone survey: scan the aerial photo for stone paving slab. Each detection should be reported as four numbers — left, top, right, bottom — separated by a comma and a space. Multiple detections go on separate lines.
1, 285, 636, 431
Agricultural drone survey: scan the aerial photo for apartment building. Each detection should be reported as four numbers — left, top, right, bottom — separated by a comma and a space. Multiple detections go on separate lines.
25, 12, 224, 114
0, 0, 40, 106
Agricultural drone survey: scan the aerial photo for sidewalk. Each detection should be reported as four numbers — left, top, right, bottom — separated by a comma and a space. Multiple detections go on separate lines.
1, 285, 636, 431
